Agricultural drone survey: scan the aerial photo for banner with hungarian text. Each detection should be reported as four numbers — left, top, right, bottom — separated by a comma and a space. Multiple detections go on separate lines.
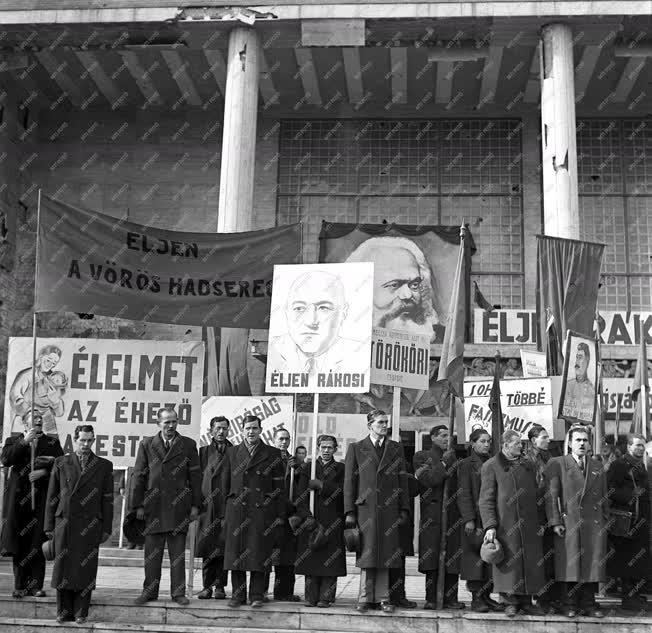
35, 196, 302, 328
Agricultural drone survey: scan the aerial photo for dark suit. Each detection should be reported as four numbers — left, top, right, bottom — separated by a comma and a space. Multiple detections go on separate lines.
1, 433, 63, 594
223, 441, 286, 603
45, 452, 113, 620
131, 432, 201, 599
196, 439, 232, 592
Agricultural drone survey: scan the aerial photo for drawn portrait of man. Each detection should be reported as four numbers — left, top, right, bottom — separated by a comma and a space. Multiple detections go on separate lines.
561, 339, 596, 423
345, 236, 440, 340
8, 344, 68, 435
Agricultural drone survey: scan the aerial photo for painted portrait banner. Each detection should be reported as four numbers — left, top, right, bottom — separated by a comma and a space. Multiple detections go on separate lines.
265, 262, 373, 393
200, 395, 294, 447
2, 337, 204, 468
558, 331, 599, 424
463, 377, 554, 439
371, 327, 430, 390
35, 196, 302, 328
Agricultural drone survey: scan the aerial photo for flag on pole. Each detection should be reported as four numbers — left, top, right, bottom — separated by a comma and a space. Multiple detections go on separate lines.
436, 224, 471, 400
473, 281, 494, 312
632, 322, 649, 435
489, 353, 503, 453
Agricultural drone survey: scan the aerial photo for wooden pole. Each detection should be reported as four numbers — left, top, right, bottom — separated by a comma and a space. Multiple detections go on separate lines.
30, 190, 42, 512
435, 393, 456, 609
309, 394, 319, 514
391, 387, 401, 442
641, 321, 649, 437
186, 521, 196, 594
118, 468, 127, 549
614, 394, 622, 446
289, 396, 297, 500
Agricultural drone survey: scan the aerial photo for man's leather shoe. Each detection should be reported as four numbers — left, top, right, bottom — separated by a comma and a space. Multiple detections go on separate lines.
471, 597, 490, 613
197, 588, 212, 600
251, 599, 264, 608
444, 600, 465, 610
317, 600, 330, 608
75, 617, 87, 625
133, 594, 156, 605
504, 605, 518, 618
56, 614, 72, 623
12, 590, 26, 599
228, 599, 244, 608
423, 601, 437, 610
172, 595, 189, 606
380, 602, 394, 613
355, 603, 369, 612
276, 595, 301, 602
563, 608, 577, 618
393, 598, 417, 609
585, 608, 604, 618
214, 588, 226, 600
522, 604, 545, 616
33, 590, 47, 598
484, 597, 505, 612
306, 600, 318, 607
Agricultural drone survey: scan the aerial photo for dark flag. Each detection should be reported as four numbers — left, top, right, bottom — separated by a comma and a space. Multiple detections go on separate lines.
474, 281, 494, 311
489, 353, 503, 452
632, 322, 650, 435
536, 235, 605, 376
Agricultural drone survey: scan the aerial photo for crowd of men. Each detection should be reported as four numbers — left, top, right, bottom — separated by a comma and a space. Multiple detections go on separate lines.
1, 407, 651, 623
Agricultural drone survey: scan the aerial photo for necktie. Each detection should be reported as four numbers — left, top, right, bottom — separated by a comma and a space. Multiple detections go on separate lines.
578, 457, 585, 473
375, 440, 384, 458
165, 440, 170, 452
80, 454, 88, 473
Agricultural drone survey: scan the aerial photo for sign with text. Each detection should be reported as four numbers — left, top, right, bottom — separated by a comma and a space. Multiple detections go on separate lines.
474, 309, 652, 346
520, 349, 548, 378
293, 412, 369, 458
200, 395, 294, 447
463, 377, 554, 439
3, 337, 204, 468
265, 262, 373, 393
371, 327, 430, 390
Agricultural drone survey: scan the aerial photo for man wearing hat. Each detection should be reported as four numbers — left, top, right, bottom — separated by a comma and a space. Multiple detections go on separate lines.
44, 425, 113, 624
131, 406, 202, 606
1, 411, 62, 599
479, 429, 545, 617
344, 409, 410, 613
545, 425, 608, 618
196, 416, 233, 600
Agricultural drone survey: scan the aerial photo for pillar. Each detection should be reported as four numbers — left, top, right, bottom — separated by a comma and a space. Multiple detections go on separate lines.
218, 27, 260, 232
540, 23, 579, 239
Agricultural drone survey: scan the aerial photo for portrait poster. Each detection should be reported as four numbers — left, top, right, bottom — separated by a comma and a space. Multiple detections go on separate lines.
558, 331, 599, 424
200, 395, 294, 447
463, 377, 554, 439
2, 337, 204, 468
265, 262, 374, 393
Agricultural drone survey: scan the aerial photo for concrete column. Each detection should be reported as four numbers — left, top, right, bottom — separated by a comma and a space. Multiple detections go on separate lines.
540, 23, 579, 239
218, 27, 260, 232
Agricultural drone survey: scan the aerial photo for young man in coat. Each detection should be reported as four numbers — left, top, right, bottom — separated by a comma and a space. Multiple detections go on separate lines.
44, 425, 113, 624
413, 424, 464, 610
131, 406, 202, 605
294, 434, 347, 607
546, 426, 608, 618
344, 409, 410, 613
223, 414, 286, 608
1, 411, 62, 598
479, 429, 545, 617
196, 416, 233, 600
607, 433, 649, 611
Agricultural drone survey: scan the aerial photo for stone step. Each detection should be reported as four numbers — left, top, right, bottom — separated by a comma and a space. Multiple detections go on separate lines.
0, 596, 649, 633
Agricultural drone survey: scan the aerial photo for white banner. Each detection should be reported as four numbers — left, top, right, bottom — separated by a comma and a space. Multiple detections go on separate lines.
370, 327, 430, 390
463, 377, 554, 440
474, 308, 652, 346
520, 349, 548, 378
265, 263, 373, 393
293, 412, 369, 458
200, 395, 294, 447
3, 338, 204, 468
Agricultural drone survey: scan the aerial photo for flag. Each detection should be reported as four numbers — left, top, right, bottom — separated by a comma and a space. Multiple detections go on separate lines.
632, 322, 650, 435
536, 235, 605, 375
436, 224, 471, 401
474, 281, 493, 312
489, 354, 503, 453
202, 326, 220, 397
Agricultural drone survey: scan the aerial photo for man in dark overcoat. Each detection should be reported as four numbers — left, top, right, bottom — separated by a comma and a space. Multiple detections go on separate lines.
131, 406, 202, 605
344, 409, 410, 613
607, 433, 650, 611
479, 429, 545, 617
223, 414, 286, 608
294, 434, 347, 607
546, 426, 608, 618
44, 425, 113, 624
413, 424, 463, 610
196, 415, 233, 600
1, 412, 62, 598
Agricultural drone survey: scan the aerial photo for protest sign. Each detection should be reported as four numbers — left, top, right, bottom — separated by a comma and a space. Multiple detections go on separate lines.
3, 337, 204, 468
558, 332, 599, 424
265, 262, 373, 393
200, 395, 294, 447
463, 377, 554, 439
35, 196, 301, 328
521, 349, 548, 378
293, 412, 369, 457
371, 327, 430, 390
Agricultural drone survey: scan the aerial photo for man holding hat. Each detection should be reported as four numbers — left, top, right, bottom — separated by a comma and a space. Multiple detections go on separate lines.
344, 409, 410, 613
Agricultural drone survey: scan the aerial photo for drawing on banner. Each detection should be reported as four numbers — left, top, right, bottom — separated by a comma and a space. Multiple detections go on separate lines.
265, 263, 373, 393
558, 332, 599, 424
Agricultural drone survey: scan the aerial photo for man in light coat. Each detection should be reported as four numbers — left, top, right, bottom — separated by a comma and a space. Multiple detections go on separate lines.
545, 425, 608, 618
